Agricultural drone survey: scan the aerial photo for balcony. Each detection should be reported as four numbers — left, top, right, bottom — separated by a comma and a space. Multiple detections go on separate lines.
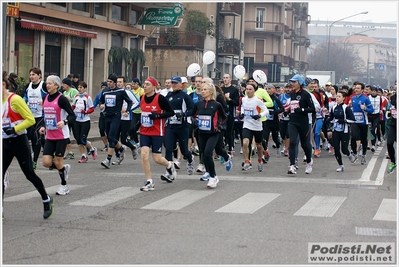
145, 31, 205, 50
245, 21, 289, 36
219, 3, 242, 16
217, 37, 242, 55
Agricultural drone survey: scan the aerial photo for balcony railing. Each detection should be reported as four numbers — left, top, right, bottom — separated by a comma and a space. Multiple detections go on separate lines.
244, 21, 289, 35
217, 37, 242, 55
145, 31, 205, 49
219, 3, 242, 16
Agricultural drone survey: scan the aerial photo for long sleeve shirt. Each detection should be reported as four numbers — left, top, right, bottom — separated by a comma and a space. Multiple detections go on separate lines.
99, 87, 132, 117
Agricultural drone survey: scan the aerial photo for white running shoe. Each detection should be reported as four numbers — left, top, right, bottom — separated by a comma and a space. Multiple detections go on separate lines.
196, 164, 205, 173
207, 176, 219, 188
56, 185, 70, 195
288, 165, 297, 174
173, 158, 181, 170
305, 159, 313, 174
336, 165, 344, 172
187, 162, 194, 175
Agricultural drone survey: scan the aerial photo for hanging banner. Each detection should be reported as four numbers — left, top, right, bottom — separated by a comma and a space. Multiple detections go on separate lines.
139, 4, 183, 26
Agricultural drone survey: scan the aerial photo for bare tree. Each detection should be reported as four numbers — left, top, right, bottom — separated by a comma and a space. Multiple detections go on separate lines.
308, 42, 365, 83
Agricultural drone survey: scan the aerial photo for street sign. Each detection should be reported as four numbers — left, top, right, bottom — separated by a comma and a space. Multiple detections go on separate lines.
6, 2, 19, 17
378, 64, 385, 70
139, 4, 183, 26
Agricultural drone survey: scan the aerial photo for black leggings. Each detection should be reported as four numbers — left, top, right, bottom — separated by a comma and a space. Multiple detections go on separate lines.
3, 135, 48, 200
332, 130, 350, 165
98, 114, 106, 137
27, 117, 45, 163
288, 122, 312, 165
387, 124, 396, 164
198, 132, 219, 178
224, 116, 235, 151
72, 120, 91, 145
369, 115, 380, 145
263, 120, 280, 149
117, 120, 135, 150
130, 113, 141, 143
215, 130, 229, 161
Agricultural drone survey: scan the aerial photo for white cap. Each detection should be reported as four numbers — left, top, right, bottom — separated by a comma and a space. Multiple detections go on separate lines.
181, 77, 188, 83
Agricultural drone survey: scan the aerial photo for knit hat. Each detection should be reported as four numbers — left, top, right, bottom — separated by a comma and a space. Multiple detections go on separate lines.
62, 78, 72, 87
132, 77, 141, 86
101, 81, 107, 87
108, 73, 117, 83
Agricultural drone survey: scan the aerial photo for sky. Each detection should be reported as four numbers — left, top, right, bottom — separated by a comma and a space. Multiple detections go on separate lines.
308, 1, 398, 24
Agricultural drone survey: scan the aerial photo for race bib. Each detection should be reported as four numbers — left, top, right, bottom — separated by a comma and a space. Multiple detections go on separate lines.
141, 112, 153, 127
290, 100, 300, 113
169, 110, 183, 125
353, 112, 364, 123
44, 114, 57, 130
333, 121, 344, 131
105, 95, 116, 107
28, 102, 38, 111
391, 107, 397, 118
266, 113, 274, 120
243, 108, 254, 118
198, 115, 211, 131
77, 112, 85, 120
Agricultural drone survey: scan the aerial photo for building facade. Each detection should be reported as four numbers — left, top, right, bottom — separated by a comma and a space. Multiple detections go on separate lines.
3, 2, 310, 95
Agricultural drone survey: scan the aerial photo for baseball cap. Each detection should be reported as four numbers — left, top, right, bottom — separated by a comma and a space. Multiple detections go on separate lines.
62, 78, 72, 87
266, 84, 275, 89
181, 77, 188, 83
326, 82, 332, 86
289, 74, 305, 86
171, 76, 182, 83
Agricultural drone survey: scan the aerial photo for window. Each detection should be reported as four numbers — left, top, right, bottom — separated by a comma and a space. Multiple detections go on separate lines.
51, 3, 66, 7
95, 3, 105, 16
131, 10, 140, 24
130, 38, 138, 50
256, 8, 265, 29
111, 34, 123, 48
72, 3, 87, 12
112, 4, 125, 21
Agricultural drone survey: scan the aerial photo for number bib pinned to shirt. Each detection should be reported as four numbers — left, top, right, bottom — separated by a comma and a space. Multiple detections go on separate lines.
141, 112, 154, 127
198, 115, 211, 131
44, 114, 58, 130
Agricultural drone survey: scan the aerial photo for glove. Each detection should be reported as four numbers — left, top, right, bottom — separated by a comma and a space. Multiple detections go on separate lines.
175, 112, 184, 118
337, 118, 345, 124
251, 115, 261, 120
268, 110, 274, 115
148, 112, 160, 120
239, 113, 245, 120
283, 111, 289, 117
294, 108, 302, 113
3, 127, 15, 135
81, 109, 86, 114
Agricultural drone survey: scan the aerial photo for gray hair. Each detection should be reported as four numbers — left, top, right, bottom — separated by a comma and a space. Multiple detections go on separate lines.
46, 75, 61, 89
202, 77, 213, 84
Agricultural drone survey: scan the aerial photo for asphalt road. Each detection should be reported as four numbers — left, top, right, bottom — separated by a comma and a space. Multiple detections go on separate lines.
2, 115, 397, 265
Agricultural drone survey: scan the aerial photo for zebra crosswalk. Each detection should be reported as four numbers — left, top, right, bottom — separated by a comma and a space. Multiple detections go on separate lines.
4, 186, 396, 222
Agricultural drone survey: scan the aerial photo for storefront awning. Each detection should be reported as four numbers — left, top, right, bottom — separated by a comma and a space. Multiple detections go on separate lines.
18, 17, 97, 39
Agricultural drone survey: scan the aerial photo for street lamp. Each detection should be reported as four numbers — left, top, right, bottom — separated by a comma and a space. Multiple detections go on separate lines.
327, 11, 368, 68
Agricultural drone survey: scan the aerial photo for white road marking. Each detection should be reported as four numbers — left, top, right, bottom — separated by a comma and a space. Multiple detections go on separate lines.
373, 198, 397, 221
294, 195, 347, 217
375, 158, 389, 185
69, 187, 141, 206
215, 192, 280, 214
4, 185, 87, 202
141, 190, 214, 210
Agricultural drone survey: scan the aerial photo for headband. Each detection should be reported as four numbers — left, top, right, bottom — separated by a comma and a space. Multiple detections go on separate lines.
145, 77, 158, 87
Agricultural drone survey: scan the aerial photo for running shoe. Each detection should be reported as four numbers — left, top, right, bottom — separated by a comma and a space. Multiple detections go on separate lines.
305, 159, 313, 174
349, 153, 358, 163
187, 162, 194, 175
43, 196, 53, 219
387, 163, 397, 174
78, 156, 88, 163
361, 155, 366, 165
101, 144, 109, 152
207, 176, 219, 188
91, 147, 98, 160
336, 165, 344, 172
287, 165, 297, 174
192, 148, 200, 156
200, 172, 210, 181
196, 164, 205, 173
63, 152, 74, 160
140, 180, 154, 191
224, 154, 233, 171
258, 162, 264, 172
118, 146, 125, 164
101, 159, 110, 169
313, 149, 321, 158
371, 146, 375, 152
242, 160, 252, 171
4, 170, 9, 190
174, 159, 181, 170
131, 147, 138, 160
56, 185, 70, 195
112, 158, 123, 165
275, 147, 280, 158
